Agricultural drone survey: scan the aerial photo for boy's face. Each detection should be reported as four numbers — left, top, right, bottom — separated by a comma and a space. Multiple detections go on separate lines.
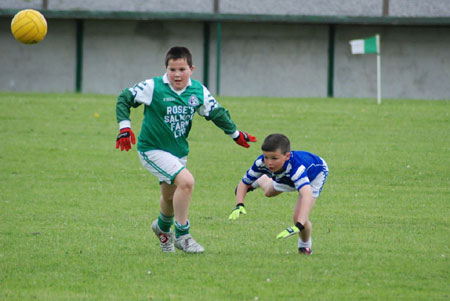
166, 58, 194, 91
262, 149, 290, 173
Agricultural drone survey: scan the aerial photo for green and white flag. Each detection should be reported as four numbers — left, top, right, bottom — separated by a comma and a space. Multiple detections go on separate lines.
349, 34, 382, 104
349, 35, 379, 54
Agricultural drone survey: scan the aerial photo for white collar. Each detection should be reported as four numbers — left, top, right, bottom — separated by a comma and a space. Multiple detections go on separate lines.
163, 73, 192, 95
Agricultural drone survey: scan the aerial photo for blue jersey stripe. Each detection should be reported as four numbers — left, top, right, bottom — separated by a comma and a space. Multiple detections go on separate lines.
242, 151, 326, 191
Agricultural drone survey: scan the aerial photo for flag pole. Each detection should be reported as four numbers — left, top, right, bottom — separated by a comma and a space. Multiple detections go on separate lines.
376, 34, 381, 105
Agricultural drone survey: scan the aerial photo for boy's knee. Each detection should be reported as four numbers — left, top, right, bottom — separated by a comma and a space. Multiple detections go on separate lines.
263, 188, 280, 197
175, 170, 195, 191
181, 178, 194, 191
264, 191, 275, 197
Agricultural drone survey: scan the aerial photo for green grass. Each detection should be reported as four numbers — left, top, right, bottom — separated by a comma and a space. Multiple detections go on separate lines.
0, 92, 449, 300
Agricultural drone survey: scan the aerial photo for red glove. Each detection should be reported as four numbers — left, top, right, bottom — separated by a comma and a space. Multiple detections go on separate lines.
115, 128, 136, 151
234, 131, 257, 148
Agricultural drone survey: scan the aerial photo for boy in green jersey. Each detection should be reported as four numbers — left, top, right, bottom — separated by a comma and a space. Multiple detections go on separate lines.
115, 46, 256, 253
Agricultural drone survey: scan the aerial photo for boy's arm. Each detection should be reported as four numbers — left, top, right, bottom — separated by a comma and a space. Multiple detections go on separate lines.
207, 106, 236, 135
115, 88, 141, 151
116, 89, 134, 124
228, 181, 249, 220
294, 185, 315, 225
235, 181, 249, 205
199, 86, 257, 148
229, 159, 262, 220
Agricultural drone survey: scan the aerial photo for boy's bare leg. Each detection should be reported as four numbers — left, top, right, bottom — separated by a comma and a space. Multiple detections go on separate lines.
158, 168, 194, 227
170, 168, 204, 252
298, 220, 312, 243
159, 168, 203, 253
159, 183, 175, 216
170, 168, 194, 225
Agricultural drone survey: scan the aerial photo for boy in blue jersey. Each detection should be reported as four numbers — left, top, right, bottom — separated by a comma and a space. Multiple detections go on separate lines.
115, 46, 256, 253
229, 133, 328, 255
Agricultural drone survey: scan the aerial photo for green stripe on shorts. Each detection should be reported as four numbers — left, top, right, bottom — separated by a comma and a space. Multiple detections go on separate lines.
141, 152, 172, 179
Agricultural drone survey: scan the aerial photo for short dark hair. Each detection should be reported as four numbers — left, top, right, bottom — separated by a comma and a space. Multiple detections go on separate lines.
165, 46, 193, 67
261, 134, 291, 154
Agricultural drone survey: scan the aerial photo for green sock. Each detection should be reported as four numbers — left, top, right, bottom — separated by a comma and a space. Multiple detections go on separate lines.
157, 212, 173, 232
174, 220, 190, 238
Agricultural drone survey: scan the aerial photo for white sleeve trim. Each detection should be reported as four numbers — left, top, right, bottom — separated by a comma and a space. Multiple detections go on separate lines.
119, 120, 131, 129
129, 79, 154, 105
291, 165, 306, 181
198, 86, 218, 117
295, 177, 310, 190
228, 130, 239, 139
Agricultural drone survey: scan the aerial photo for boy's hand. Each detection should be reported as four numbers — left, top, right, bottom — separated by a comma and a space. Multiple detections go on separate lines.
234, 131, 257, 148
228, 203, 247, 220
116, 128, 136, 151
276, 224, 301, 239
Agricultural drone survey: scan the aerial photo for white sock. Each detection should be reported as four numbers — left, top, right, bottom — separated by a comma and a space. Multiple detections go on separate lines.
298, 237, 312, 248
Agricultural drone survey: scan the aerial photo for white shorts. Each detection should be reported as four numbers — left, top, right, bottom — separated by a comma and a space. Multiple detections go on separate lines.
273, 159, 328, 198
138, 150, 187, 184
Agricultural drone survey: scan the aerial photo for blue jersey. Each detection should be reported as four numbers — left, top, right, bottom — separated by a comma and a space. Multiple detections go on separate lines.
242, 151, 327, 191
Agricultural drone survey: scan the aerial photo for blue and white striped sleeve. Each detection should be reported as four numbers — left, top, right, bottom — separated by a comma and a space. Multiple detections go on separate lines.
242, 157, 263, 185
291, 165, 310, 191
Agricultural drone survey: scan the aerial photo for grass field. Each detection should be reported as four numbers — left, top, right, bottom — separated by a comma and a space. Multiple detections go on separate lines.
0, 92, 449, 300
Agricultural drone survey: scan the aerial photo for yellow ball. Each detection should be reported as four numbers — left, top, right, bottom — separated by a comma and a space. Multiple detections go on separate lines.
11, 9, 47, 44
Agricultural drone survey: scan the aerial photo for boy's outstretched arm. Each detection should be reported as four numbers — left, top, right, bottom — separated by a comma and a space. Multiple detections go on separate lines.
228, 181, 250, 220
198, 87, 256, 148
207, 108, 257, 148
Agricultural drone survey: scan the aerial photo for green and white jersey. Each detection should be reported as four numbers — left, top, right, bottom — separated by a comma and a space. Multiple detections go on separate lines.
116, 74, 237, 158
